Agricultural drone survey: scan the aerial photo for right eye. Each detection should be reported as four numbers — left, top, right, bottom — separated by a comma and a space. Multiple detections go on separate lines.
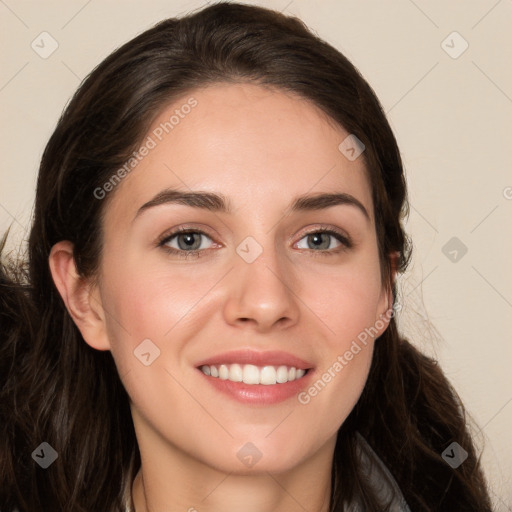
158, 228, 217, 259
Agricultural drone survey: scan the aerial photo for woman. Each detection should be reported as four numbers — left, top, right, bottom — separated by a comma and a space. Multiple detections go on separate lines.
0, 2, 492, 511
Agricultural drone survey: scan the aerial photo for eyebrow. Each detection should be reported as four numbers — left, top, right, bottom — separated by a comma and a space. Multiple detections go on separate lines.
133, 188, 370, 222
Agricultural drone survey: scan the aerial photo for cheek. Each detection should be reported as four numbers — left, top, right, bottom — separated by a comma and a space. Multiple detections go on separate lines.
101, 244, 179, 327
298, 281, 377, 437
300, 255, 384, 345
99, 258, 222, 368
295, 254, 383, 417
98, 265, 207, 422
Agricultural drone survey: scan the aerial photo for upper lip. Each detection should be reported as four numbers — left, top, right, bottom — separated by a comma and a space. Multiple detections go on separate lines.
195, 349, 314, 370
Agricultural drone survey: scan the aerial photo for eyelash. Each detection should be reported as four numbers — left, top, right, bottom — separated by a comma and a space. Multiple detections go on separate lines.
157, 225, 352, 260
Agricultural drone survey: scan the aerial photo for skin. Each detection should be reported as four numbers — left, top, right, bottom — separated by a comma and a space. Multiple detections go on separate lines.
50, 82, 394, 512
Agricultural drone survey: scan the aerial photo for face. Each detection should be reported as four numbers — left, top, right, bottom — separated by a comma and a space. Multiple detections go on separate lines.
87, 82, 392, 474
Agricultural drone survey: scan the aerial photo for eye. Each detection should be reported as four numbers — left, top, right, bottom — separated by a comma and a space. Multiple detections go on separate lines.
157, 225, 352, 259
158, 228, 215, 259
295, 228, 352, 255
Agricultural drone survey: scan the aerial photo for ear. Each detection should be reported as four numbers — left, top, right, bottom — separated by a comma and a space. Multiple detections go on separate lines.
375, 251, 400, 331
48, 240, 111, 351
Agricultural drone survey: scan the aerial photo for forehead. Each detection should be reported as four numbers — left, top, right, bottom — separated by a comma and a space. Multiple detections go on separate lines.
105, 82, 373, 224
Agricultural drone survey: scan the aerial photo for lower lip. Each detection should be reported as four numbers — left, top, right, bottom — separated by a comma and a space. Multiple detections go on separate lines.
197, 368, 315, 405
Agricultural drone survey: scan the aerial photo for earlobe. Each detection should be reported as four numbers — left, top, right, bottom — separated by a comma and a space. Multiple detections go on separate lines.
48, 241, 111, 351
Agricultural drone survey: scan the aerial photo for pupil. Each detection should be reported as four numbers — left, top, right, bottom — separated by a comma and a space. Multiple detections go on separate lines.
310, 233, 328, 250
179, 233, 199, 250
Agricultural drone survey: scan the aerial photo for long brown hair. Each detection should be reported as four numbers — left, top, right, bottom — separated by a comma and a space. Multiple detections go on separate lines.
0, 2, 492, 510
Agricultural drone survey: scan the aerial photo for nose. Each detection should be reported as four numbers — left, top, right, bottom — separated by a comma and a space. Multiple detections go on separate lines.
222, 241, 301, 332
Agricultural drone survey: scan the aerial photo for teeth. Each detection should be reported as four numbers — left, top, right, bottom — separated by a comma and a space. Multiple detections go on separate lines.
200, 364, 308, 385
260, 365, 276, 384
229, 363, 243, 382
219, 364, 229, 380
276, 365, 288, 383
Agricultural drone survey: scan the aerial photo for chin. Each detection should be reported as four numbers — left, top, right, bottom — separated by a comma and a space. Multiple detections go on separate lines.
198, 435, 316, 476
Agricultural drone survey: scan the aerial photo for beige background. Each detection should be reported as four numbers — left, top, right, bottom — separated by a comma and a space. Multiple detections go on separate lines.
1, 0, 511, 509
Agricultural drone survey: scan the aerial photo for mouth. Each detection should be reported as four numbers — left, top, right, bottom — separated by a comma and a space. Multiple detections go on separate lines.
194, 349, 315, 405
199, 363, 309, 385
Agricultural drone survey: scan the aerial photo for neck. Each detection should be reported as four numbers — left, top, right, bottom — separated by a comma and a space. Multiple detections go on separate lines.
131, 436, 335, 512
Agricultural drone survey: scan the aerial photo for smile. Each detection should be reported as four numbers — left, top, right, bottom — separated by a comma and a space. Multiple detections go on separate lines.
200, 363, 308, 385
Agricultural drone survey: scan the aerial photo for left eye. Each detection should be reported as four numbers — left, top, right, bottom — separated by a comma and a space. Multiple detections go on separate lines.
296, 231, 348, 251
